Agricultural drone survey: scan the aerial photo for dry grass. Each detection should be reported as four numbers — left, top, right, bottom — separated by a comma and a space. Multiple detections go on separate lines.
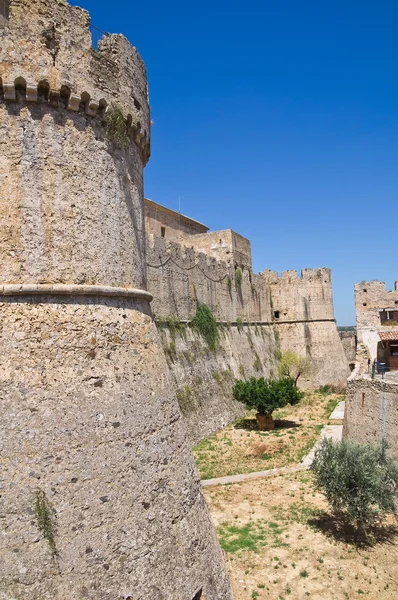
204, 471, 398, 599
193, 391, 343, 480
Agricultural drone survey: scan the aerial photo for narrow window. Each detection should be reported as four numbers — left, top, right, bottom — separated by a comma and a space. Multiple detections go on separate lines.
161, 226, 166, 238
363, 303, 367, 307
274, 311, 280, 319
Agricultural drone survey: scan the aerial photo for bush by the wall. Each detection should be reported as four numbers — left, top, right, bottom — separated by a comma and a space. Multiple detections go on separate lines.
233, 377, 303, 429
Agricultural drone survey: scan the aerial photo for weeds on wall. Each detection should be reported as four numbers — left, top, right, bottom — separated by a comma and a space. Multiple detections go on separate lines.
190, 304, 218, 351
236, 318, 243, 333
176, 385, 194, 414
227, 277, 232, 296
156, 316, 186, 340
235, 268, 243, 292
253, 353, 262, 372
34, 490, 58, 558
104, 103, 129, 147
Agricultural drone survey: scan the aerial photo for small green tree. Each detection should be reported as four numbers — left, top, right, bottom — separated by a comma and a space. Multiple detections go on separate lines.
277, 350, 312, 386
311, 438, 398, 537
233, 377, 303, 430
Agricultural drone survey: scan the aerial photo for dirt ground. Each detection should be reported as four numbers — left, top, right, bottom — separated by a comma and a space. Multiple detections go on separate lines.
204, 471, 398, 600
194, 391, 343, 480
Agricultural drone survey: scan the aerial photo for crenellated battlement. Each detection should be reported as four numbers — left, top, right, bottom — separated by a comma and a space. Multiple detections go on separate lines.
0, 0, 150, 162
259, 267, 331, 284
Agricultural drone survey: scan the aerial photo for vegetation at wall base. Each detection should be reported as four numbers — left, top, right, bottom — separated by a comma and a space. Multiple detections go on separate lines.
104, 103, 129, 147
311, 438, 398, 538
190, 304, 218, 351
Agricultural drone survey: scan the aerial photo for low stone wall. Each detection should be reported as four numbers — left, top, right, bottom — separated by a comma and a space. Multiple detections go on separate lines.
158, 323, 278, 445
343, 377, 398, 458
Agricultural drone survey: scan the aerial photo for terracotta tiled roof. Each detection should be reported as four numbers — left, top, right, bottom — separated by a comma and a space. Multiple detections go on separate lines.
379, 331, 398, 341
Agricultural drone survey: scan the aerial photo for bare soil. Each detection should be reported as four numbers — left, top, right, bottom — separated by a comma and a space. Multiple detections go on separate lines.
204, 471, 398, 600
194, 391, 343, 480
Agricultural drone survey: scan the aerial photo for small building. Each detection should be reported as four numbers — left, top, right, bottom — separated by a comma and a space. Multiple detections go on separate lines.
144, 198, 209, 240
145, 198, 253, 270
354, 280, 398, 374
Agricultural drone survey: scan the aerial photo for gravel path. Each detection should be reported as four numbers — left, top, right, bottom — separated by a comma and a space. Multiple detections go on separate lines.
201, 424, 343, 488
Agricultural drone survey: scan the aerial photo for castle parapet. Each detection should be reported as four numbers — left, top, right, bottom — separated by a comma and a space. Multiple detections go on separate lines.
0, 0, 150, 162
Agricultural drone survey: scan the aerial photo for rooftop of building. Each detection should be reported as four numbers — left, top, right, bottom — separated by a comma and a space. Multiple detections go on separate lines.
144, 198, 209, 232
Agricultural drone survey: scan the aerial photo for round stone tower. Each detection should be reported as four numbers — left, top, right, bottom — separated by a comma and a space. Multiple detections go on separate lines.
0, 1, 233, 599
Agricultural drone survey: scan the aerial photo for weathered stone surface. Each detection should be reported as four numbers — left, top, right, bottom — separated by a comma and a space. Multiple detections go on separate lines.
160, 324, 278, 445
0, 1, 233, 598
0, 296, 232, 599
148, 232, 350, 392
343, 377, 398, 458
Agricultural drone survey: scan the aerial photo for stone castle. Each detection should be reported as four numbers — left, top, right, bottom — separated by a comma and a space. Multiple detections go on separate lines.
0, 0, 351, 597
0, 1, 233, 598
144, 199, 350, 442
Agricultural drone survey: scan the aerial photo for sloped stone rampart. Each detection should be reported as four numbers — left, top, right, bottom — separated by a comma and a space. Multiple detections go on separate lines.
160, 324, 278, 445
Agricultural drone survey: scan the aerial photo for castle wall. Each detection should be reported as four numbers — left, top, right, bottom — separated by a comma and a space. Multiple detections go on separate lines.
159, 324, 278, 445
0, 2, 233, 598
147, 234, 269, 323
260, 268, 350, 389
147, 233, 349, 438
179, 229, 252, 269
343, 377, 398, 459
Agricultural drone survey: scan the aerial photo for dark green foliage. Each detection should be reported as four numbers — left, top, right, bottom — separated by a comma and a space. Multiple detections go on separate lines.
190, 304, 218, 350
104, 103, 129, 147
35, 490, 58, 557
233, 377, 303, 416
311, 438, 398, 533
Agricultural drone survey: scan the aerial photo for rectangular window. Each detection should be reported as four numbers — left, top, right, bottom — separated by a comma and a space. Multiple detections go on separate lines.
390, 345, 398, 357
161, 226, 166, 238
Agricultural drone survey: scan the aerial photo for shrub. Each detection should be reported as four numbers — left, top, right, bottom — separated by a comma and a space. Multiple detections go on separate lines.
311, 438, 398, 534
190, 304, 218, 351
104, 103, 129, 147
278, 350, 312, 386
233, 377, 303, 418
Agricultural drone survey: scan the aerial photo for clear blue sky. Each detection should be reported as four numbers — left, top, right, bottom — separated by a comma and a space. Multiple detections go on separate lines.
72, 0, 398, 325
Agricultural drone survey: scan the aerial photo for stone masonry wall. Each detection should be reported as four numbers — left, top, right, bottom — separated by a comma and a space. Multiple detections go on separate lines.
259, 268, 350, 389
147, 234, 269, 323
159, 324, 278, 445
343, 377, 398, 459
0, 1, 234, 598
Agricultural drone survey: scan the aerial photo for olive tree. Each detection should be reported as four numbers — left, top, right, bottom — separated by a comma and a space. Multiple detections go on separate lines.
311, 438, 398, 536
233, 377, 303, 430
277, 350, 312, 387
